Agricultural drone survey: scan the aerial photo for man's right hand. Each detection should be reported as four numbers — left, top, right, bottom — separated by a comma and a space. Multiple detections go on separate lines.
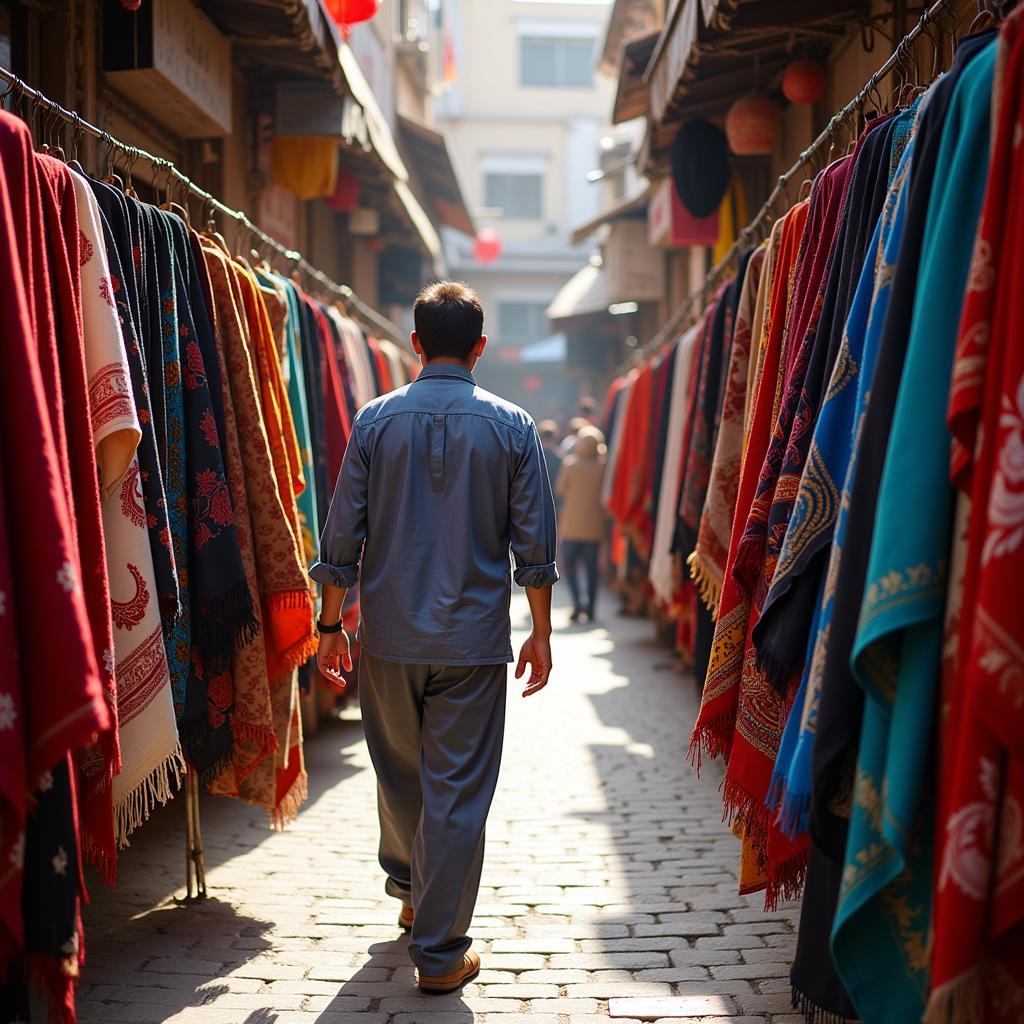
515, 632, 552, 697
317, 629, 353, 691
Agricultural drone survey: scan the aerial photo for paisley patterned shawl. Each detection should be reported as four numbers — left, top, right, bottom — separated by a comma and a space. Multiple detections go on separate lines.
689, 201, 808, 767
753, 116, 901, 691
929, 15, 1024, 1021
833, 50, 997, 1024
691, 245, 767, 612
768, 123, 919, 844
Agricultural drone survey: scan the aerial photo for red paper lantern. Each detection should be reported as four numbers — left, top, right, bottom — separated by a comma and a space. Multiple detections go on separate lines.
120, 0, 141, 9
325, 166, 360, 212
782, 60, 826, 106
366, 236, 385, 254
725, 94, 782, 156
473, 228, 503, 264
323, 0, 379, 29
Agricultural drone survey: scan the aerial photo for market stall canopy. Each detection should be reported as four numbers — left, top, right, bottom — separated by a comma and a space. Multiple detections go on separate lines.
547, 264, 610, 325
397, 114, 476, 237
522, 333, 568, 364
570, 184, 649, 246
600, 0, 665, 74
644, 0, 860, 166
612, 31, 659, 125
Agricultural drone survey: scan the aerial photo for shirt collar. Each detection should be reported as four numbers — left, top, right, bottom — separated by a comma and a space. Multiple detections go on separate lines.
416, 363, 476, 385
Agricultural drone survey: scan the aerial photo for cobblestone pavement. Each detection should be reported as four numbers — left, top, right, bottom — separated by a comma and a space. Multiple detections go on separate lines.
78, 595, 801, 1024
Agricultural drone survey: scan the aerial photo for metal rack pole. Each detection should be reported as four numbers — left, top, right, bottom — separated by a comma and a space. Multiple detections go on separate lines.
0, 64, 404, 346
616, 0, 956, 374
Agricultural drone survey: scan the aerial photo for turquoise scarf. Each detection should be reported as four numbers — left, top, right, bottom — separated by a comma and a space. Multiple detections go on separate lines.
833, 42, 997, 1024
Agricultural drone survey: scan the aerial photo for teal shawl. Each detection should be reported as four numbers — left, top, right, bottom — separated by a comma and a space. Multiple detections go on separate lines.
267, 273, 319, 568
767, 105, 920, 839
833, 41, 997, 1024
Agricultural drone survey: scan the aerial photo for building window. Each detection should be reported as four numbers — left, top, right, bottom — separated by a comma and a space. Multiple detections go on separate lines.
520, 35, 594, 88
485, 171, 543, 220
499, 301, 551, 346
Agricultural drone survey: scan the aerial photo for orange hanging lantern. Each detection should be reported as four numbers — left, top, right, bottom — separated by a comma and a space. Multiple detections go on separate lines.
782, 59, 826, 106
473, 228, 503, 264
725, 94, 782, 156
324, 0, 379, 31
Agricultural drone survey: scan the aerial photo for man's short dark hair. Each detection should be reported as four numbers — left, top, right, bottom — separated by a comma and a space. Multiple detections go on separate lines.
414, 281, 485, 361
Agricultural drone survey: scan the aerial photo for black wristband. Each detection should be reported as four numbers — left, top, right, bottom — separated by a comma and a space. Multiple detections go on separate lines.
317, 618, 344, 634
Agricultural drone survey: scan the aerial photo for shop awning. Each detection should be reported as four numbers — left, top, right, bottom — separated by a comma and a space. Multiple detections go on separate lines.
522, 333, 568, 363
570, 184, 649, 246
612, 31, 659, 125
397, 114, 476, 237
547, 264, 610, 325
645, 0, 860, 160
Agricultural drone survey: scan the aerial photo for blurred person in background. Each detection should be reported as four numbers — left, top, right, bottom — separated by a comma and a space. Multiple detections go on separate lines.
539, 420, 563, 509
556, 426, 607, 624
560, 416, 589, 456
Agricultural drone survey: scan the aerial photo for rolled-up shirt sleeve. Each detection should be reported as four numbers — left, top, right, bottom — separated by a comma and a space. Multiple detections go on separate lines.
509, 423, 559, 589
309, 425, 370, 589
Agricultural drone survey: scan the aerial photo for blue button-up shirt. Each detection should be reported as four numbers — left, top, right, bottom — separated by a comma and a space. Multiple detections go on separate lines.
309, 363, 559, 665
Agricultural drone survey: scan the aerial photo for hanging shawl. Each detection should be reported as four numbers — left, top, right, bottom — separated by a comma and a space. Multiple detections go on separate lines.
633, 346, 677, 556
296, 295, 330, 529
830, 48, 997, 1024
928, 16, 1024, 1021
0, 113, 110, 1024
194, 238, 276, 804
607, 362, 656, 533
809, 28, 996, 872
87, 180, 180, 628
37, 154, 120, 881
322, 304, 357, 482
200, 243, 310, 825
690, 200, 808, 766
70, 173, 184, 860
691, 246, 767, 610
753, 116, 900, 689
782, 116, 923, 1024
154, 213, 254, 779
650, 328, 701, 605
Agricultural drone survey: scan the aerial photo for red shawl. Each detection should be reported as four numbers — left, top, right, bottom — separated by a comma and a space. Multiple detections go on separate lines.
0, 111, 109, 1006
606, 363, 654, 535
36, 155, 120, 881
309, 299, 351, 483
929, 14, 1024, 1020
690, 200, 809, 765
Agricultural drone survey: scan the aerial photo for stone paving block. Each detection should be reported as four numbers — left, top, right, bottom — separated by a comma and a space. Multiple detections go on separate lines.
489, 938, 574, 954
608, 994, 737, 1018
565, 981, 675, 998
524, 998, 602, 1014
669, 947, 742, 968
713, 961, 792, 980
548, 951, 669, 969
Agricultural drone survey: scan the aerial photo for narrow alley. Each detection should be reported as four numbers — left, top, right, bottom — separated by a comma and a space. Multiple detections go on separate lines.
77, 597, 801, 1024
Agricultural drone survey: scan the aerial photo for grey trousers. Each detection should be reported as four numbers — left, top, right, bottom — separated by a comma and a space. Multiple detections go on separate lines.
358, 652, 507, 976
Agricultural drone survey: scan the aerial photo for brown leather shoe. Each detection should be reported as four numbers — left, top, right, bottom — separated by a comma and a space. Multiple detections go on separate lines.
398, 904, 414, 932
418, 950, 480, 994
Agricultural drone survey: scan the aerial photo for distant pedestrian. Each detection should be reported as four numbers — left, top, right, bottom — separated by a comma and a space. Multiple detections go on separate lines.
559, 416, 589, 456
538, 420, 563, 507
556, 426, 607, 624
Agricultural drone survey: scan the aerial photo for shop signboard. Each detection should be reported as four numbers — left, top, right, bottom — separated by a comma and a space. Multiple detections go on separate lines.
104, 0, 232, 138
605, 219, 665, 303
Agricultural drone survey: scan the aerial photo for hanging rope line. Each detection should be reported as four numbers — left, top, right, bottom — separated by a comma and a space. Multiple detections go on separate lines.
618, 0, 955, 372
0, 63, 404, 345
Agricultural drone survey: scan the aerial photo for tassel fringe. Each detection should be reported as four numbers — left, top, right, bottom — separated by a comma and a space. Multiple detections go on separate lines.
765, 845, 809, 911
687, 549, 722, 614
114, 743, 187, 850
687, 706, 737, 773
78, 833, 116, 889
923, 968, 985, 1024
791, 985, 860, 1024
194, 579, 260, 672
268, 770, 308, 830
755, 641, 792, 696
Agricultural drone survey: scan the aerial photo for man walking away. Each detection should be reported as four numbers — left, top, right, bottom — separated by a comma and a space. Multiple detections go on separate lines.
309, 281, 558, 995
